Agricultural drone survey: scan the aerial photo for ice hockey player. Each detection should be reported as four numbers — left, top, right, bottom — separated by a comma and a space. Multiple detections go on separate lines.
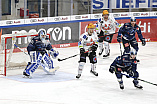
23, 29, 59, 78
76, 23, 98, 79
117, 16, 146, 55
109, 49, 143, 89
96, 10, 120, 57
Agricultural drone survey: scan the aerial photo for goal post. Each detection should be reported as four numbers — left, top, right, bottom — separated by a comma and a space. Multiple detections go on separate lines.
0, 32, 39, 76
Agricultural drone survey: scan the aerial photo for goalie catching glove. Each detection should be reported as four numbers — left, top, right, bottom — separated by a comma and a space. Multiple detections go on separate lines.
49, 48, 59, 59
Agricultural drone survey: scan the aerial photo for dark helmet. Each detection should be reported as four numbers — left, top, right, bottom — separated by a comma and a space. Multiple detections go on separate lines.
130, 17, 136, 22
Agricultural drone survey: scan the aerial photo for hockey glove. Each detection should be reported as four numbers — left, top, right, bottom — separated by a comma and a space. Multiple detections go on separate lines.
117, 36, 121, 43
91, 44, 98, 52
80, 48, 85, 54
109, 66, 115, 73
49, 49, 59, 59
127, 69, 134, 77
141, 38, 146, 46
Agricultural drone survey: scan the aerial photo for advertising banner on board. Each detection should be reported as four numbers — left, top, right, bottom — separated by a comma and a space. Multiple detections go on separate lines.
2, 22, 79, 49
80, 18, 157, 43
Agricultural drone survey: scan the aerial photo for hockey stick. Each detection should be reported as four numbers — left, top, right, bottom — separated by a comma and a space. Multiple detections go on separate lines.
116, 72, 157, 86
58, 51, 89, 62
98, 32, 118, 38
119, 42, 122, 56
14, 44, 28, 55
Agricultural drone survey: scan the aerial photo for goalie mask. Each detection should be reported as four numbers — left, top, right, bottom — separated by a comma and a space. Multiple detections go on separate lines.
38, 30, 46, 40
38, 30, 49, 44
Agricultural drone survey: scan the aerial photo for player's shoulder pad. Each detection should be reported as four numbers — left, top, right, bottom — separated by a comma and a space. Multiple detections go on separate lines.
33, 36, 40, 40
109, 16, 115, 21
98, 18, 103, 23
116, 56, 121, 61
125, 22, 130, 26
98, 18, 101, 22
81, 33, 87, 39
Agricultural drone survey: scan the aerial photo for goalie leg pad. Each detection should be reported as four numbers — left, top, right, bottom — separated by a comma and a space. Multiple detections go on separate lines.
24, 52, 43, 75
40, 62, 51, 74
25, 63, 40, 75
42, 53, 54, 69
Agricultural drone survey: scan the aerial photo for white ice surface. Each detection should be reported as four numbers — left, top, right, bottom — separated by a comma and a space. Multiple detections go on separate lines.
0, 42, 157, 104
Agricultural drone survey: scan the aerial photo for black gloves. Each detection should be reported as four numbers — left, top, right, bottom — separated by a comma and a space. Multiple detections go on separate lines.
117, 36, 121, 43
109, 66, 115, 73
91, 44, 98, 52
127, 69, 134, 77
141, 38, 146, 46
80, 48, 85, 54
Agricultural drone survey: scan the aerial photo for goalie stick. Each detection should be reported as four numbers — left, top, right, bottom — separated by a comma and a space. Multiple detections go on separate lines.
116, 72, 157, 86
14, 44, 28, 55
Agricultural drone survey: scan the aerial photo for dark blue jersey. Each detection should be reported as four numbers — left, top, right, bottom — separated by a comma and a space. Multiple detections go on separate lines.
110, 54, 137, 71
27, 36, 52, 54
118, 22, 143, 41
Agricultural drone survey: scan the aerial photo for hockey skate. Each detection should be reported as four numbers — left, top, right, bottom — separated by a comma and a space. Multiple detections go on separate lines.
76, 74, 81, 79
99, 48, 104, 55
133, 80, 143, 89
90, 70, 98, 76
119, 83, 124, 90
103, 53, 110, 57
23, 72, 32, 79
118, 78, 124, 89
134, 84, 143, 89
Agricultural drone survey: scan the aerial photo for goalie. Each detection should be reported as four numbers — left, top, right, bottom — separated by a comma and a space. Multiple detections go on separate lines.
23, 29, 59, 78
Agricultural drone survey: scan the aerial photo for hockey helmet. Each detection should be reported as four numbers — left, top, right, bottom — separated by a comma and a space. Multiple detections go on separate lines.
87, 23, 95, 29
102, 10, 109, 15
130, 48, 137, 55
130, 17, 136, 22
38, 29, 46, 39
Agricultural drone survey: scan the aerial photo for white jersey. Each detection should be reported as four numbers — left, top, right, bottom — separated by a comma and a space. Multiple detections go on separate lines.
96, 16, 120, 35
78, 31, 98, 51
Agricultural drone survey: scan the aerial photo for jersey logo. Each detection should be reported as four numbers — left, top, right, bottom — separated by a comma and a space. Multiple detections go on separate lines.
93, 57, 97, 62
90, 38, 93, 42
102, 24, 111, 30
136, 27, 139, 30
105, 36, 110, 41
124, 43, 129, 47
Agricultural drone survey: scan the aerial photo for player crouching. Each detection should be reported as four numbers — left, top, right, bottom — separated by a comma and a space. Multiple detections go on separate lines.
109, 49, 143, 89
23, 29, 59, 78
76, 23, 98, 79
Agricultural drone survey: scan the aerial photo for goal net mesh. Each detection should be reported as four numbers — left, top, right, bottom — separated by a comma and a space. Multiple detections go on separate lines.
0, 32, 38, 76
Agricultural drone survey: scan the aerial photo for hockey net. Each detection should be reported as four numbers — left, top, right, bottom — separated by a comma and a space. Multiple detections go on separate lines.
0, 32, 39, 76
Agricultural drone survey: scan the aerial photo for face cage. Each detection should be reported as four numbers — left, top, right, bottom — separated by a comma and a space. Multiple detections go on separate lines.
88, 28, 95, 34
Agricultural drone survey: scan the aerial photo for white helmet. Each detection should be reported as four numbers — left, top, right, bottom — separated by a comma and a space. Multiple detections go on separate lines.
130, 17, 136, 22
38, 29, 46, 40
130, 48, 137, 55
